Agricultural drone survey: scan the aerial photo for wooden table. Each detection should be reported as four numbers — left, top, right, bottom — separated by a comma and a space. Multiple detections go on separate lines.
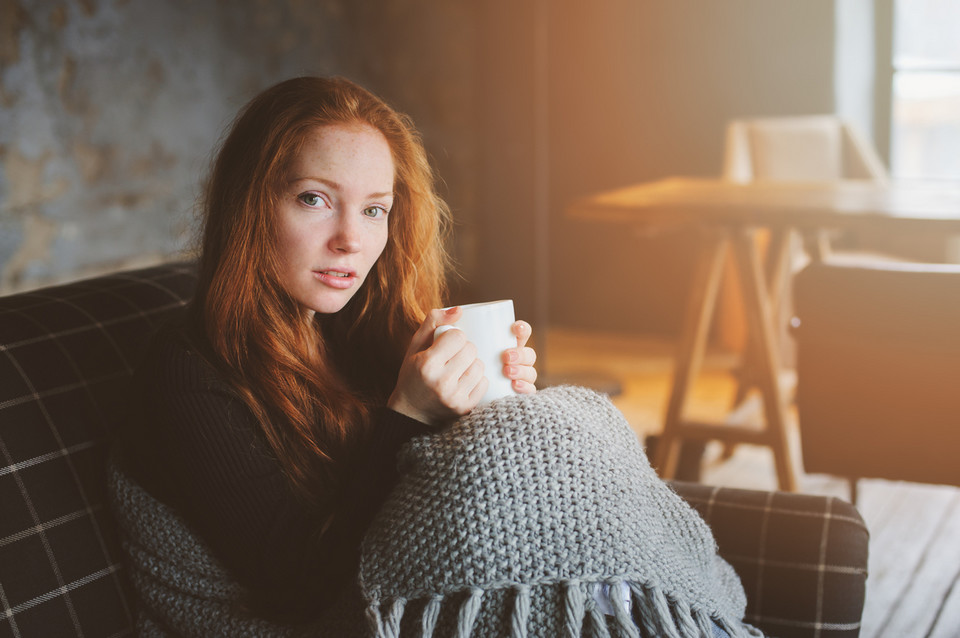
569, 177, 960, 491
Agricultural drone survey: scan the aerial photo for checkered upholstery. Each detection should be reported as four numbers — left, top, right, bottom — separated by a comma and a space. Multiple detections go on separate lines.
0, 263, 197, 638
0, 262, 869, 637
671, 481, 869, 638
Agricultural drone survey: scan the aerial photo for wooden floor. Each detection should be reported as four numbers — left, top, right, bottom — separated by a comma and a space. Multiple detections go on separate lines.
543, 328, 960, 638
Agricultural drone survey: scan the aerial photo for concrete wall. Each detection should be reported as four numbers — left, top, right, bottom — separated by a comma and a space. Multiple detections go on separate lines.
0, 0, 478, 296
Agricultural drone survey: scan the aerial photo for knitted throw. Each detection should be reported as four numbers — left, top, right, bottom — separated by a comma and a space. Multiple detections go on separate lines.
358, 386, 763, 638
108, 452, 361, 637
110, 385, 762, 637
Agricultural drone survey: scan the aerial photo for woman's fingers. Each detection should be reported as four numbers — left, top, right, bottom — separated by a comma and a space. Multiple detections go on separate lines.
405, 306, 462, 358
504, 321, 537, 395
502, 346, 537, 367
504, 360, 538, 386
511, 379, 537, 394
511, 320, 532, 348
428, 337, 485, 414
466, 372, 491, 405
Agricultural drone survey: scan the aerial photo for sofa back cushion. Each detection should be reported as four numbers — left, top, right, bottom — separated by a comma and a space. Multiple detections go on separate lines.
0, 263, 196, 638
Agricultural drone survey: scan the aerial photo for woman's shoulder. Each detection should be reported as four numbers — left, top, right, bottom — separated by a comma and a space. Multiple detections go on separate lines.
137, 310, 233, 397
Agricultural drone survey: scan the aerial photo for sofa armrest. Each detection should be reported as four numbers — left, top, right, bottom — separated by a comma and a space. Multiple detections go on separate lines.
670, 481, 869, 638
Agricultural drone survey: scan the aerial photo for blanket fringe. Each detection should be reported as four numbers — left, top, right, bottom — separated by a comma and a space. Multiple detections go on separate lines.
421, 594, 443, 637
510, 584, 531, 638
694, 609, 717, 637
385, 597, 406, 638
584, 585, 612, 638
631, 582, 683, 638
627, 582, 661, 637
366, 580, 754, 638
672, 597, 701, 637
456, 587, 483, 637
365, 598, 385, 638
609, 580, 640, 638
563, 580, 586, 637
365, 596, 406, 638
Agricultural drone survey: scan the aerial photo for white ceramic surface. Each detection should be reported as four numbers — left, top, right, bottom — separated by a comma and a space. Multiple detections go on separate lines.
434, 299, 517, 404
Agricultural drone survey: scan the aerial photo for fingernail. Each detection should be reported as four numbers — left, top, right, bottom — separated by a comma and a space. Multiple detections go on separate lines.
507, 350, 518, 363
506, 365, 517, 376
445, 306, 458, 315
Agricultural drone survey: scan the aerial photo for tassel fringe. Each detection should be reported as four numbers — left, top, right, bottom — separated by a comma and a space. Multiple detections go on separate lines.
627, 582, 661, 637
510, 584, 531, 638
608, 580, 640, 638
584, 584, 612, 638
420, 594, 443, 638
384, 597, 406, 638
456, 587, 484, 637
365, 599, 385, 638
563, 580, 586, 638
694, 610, 717, 637
365, 580, 749, 638
670, 597, 698, 637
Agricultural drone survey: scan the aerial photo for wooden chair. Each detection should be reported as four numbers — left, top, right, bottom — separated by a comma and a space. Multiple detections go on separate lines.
723, 114, 888, 185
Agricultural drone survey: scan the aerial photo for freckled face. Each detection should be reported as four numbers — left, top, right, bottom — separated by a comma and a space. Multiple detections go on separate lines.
276, 123, 394, 316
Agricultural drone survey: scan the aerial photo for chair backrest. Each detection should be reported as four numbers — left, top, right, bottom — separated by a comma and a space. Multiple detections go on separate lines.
794, 260, 960, 487
0, 263, 196, 637
723, 115, 888, 183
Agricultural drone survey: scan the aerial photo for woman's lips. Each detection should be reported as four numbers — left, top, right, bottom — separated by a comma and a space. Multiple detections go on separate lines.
313, 269, 357, 289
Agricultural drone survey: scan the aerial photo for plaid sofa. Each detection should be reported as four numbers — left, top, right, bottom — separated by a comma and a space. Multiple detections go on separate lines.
0, 263, 869, 638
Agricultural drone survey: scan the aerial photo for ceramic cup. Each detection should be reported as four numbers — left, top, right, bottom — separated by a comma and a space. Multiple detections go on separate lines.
434, 299, 518, 405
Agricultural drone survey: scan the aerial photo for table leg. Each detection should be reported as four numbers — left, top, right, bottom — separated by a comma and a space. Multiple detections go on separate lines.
654, 231, 729, 479
731, 228, 794, 407
730, 229, 800, 491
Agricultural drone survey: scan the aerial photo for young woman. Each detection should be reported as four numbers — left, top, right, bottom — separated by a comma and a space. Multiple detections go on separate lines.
121, 76, 537, 621
118, 76, 756, 638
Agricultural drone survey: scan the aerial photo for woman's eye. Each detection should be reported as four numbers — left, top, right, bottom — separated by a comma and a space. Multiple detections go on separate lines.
363, 206, 388, 219
298, 192, 324, 207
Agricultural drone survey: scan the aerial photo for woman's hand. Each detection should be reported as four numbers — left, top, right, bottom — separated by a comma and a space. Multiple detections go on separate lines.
387, 307, 489, 426
502, 320, 538, 394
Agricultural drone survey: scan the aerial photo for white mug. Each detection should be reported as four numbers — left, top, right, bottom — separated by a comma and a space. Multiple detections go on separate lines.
434, 299, 518, 405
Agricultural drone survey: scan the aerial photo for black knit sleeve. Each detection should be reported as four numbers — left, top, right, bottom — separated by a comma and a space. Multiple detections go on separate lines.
123, 322, 431, 618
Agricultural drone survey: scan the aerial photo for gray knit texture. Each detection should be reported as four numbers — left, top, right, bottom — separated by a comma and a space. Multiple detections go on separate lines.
108, 452, 361, 637
359, 386, 764, 638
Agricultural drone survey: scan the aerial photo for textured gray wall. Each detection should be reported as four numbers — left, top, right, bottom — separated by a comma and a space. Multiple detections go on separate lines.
0, 0, 479, 296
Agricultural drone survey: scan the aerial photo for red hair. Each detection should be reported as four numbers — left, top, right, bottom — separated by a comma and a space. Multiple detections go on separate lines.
192, 76, 451, 500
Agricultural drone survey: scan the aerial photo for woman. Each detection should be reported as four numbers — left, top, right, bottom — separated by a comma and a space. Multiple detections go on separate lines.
121, 76, 537, 622
117, 76, 758, 638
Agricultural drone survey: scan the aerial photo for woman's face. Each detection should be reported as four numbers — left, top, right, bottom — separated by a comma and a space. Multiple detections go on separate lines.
276, 123, 394, 316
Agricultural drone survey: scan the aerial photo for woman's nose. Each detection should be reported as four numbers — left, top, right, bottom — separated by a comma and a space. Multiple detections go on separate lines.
329, 214, 362, 253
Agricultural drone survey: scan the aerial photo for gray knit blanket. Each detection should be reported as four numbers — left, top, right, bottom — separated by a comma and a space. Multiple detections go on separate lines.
110, 385, 763, 637
359, 386, 763, 638
108, 451, 354, 637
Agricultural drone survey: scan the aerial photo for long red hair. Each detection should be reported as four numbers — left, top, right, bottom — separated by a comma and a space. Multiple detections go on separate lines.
192, 76, 451, 501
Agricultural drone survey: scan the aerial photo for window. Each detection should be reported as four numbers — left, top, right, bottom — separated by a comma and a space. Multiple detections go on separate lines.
890, 0, 960, 180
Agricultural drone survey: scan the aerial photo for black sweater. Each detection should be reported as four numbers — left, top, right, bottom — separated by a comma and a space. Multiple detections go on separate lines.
121, 315, 431, 619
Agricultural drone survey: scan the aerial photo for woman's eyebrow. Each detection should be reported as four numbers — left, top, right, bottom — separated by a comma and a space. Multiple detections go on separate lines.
289, 176, 341, 189
289, 176, 394, 199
